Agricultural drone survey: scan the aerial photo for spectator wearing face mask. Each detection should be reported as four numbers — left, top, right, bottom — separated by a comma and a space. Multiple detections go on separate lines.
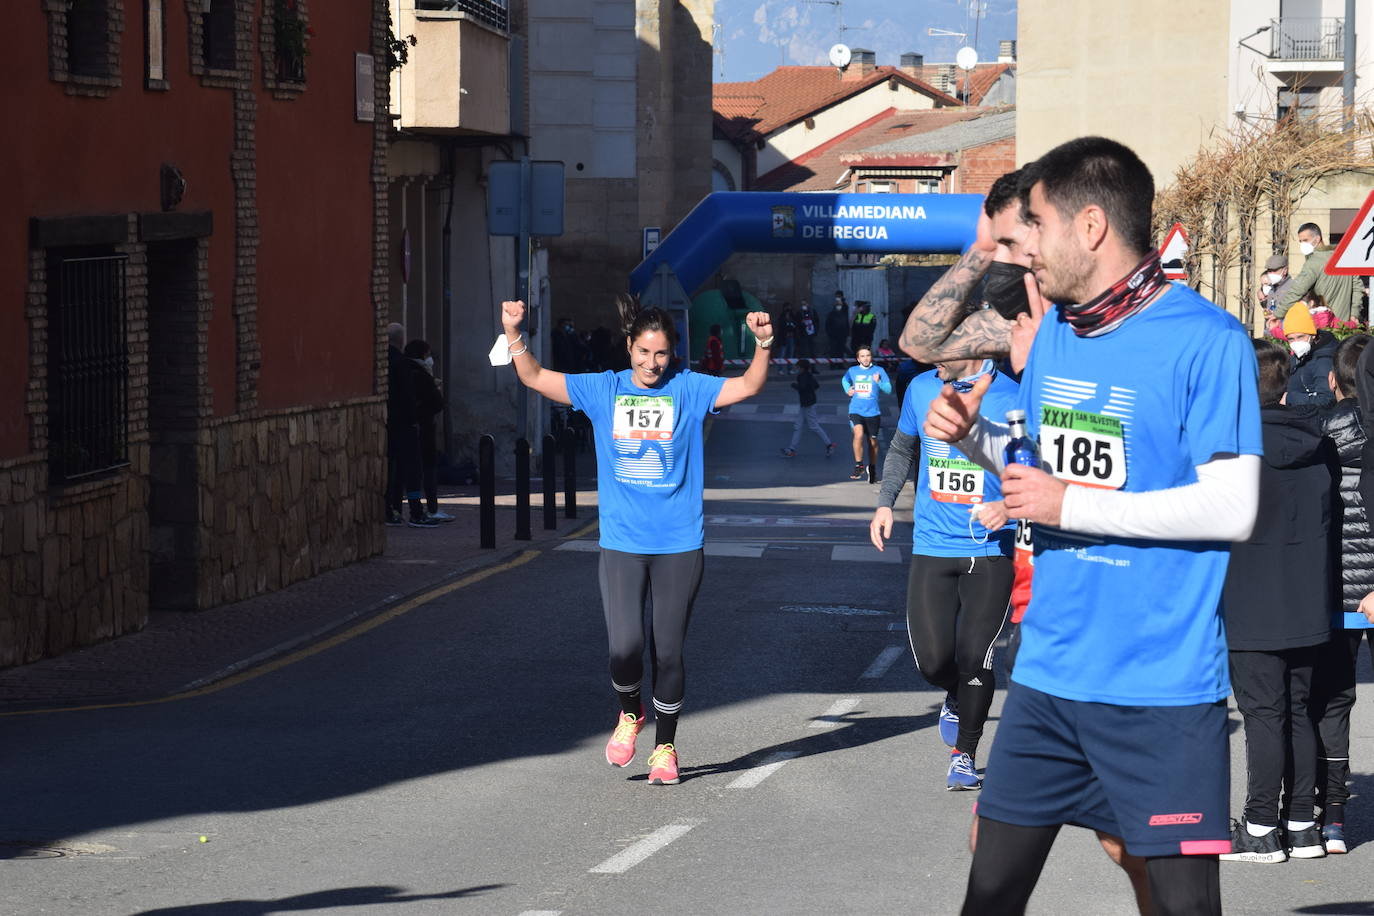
1284, 303, 1339, 408
1277, 224, 1364, 324
1259, 254, 1292, 336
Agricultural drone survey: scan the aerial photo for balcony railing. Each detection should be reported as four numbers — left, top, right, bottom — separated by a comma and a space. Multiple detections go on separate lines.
1269, 17, 1344, 61
416, 0, 507, 32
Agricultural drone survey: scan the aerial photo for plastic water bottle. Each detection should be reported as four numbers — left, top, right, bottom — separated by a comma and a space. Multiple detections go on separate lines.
1005, 409, 1040, 468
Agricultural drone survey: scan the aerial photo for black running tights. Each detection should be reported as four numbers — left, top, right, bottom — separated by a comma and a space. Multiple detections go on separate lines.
962, 818, 1221, 916
598, 547, 705, 716
906, 554, 1012, 758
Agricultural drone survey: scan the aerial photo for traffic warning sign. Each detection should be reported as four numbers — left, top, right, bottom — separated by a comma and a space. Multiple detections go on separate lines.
1327, 189, 1374, 276
1159, 223, 1189, 281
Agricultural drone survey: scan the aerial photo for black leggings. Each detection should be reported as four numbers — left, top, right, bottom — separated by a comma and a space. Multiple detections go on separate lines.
1313, 630, 1374, 809
598, 548, 705, 717
962, 818, 1221, 916
906, 554, 1012, 757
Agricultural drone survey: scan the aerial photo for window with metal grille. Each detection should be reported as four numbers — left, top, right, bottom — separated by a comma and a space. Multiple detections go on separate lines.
416, 0, 508, 32
203, 0, 237, 71
47, 253, 130, 483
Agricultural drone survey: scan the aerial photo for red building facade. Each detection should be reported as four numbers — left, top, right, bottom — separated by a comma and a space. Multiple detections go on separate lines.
0, 0, 391, 665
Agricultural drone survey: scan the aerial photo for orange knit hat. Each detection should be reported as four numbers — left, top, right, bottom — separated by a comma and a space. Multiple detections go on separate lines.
1283, 303, 1317, 337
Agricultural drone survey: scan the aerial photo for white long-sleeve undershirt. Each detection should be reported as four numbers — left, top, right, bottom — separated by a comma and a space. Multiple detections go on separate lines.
954, 415, 1260, 543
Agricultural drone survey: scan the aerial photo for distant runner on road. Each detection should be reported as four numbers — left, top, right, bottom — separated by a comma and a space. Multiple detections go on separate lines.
843, 346, 892, 483
499, 295, 773, 786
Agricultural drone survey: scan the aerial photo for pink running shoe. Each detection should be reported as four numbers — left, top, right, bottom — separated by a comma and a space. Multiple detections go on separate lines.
647, 743, 680, 785
605, 710, 644, 767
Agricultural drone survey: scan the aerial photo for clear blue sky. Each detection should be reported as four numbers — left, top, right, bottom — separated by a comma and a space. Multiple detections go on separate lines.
713, 0, 1018, 84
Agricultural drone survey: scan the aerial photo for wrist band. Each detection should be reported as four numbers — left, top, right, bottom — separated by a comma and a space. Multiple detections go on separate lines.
507, 333, 524, 351
509, 343, 528, 357
757, 335, 775, 350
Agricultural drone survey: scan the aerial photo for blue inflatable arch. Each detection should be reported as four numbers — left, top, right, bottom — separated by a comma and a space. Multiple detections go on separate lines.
629, 191, 983, 297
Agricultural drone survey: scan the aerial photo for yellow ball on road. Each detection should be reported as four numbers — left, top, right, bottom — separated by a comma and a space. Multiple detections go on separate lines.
198, 836, 208, 843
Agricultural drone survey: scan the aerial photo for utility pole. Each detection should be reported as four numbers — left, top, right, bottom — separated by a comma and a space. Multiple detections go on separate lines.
1344, 0, 1356, 131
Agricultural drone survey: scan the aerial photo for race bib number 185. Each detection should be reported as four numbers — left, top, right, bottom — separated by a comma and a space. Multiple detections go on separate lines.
613, 395, 675, 441
1039, 407, 1126, 490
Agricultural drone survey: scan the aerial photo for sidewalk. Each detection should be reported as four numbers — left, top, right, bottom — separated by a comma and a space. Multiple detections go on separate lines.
0, 481, 599, 714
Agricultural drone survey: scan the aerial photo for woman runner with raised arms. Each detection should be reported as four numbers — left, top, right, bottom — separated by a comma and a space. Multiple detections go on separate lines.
499, 295, 773, 785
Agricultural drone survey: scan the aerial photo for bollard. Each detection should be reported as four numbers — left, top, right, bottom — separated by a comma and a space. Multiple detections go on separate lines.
514, 437, 531, 541
479, 434, 496, 549
562, 428, 578, 519
542, 434, 557, 530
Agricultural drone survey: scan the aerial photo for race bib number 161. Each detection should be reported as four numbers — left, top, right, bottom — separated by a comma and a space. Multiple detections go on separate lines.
1039, 407, 1127, 490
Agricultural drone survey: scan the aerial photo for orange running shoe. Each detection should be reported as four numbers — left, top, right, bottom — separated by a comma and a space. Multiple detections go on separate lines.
605, 710, 644, 768
647, 743, 680, 785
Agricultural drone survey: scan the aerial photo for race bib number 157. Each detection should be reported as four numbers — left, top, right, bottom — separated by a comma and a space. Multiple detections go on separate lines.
1039, 407, 1126, 490
613, 395, 674, 441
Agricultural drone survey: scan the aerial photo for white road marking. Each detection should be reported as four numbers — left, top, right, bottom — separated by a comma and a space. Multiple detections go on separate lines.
590, 823, 697, 874
887, 621, 908, 631
727, 751, 801, 789
554, 540, 599, 552
860, 646, 905, 679
779, 604, 890, 616
830, 545, 901, 563
517, 911, 563, 915
704, 542, 766, 558
809, 697, 860, 728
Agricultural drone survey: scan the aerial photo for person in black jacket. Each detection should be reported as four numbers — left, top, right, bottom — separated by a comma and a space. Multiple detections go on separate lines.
779, 359, 836, 458
1220, 338, 1340, 864
403, 339, 452, 523
1284, 302, 1338, 408
1312, 334, 1374, 854
385, 324, 440, 527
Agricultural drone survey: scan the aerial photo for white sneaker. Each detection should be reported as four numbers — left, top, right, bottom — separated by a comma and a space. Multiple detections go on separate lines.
428, 510, 456, 522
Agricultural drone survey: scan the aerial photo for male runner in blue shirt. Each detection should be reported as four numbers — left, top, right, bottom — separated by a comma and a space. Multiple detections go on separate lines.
912, 137, 1263, 916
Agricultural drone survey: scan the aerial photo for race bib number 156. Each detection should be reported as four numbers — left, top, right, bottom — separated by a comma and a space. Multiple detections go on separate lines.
613, 395, 675, 441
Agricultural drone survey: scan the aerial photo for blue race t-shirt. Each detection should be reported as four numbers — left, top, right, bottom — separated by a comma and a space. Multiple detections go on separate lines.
843, 365, 891, 417
565, 367, 726, 554
899, 368, 1018, 557
1010, 284, 1262, 706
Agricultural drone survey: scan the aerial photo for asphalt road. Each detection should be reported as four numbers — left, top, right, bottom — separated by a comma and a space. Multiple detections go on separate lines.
3, 377, 1374, 915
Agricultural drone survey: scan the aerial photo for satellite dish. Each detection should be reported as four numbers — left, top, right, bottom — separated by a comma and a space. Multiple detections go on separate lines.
955, 46, 979, 71
829, 43, 852, 70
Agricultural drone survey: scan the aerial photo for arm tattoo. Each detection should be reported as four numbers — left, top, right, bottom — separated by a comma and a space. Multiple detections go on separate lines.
898, 248, 1013, 362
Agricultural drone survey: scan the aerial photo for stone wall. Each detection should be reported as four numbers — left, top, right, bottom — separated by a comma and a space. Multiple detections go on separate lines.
196, 400, 386, 607
0, 452, 150, 668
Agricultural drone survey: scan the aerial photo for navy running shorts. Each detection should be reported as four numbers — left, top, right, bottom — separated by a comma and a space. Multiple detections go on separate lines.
977, 682, 1231, 858
848, 413, 880, 438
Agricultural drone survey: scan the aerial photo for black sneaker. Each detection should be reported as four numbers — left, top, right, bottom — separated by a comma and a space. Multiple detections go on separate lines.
850, 463, 865, 480
867, 464, 877, 484
1286, 823, 1327, 859
1219, 818, 1286, 864
385, 510, 404, 527
407, 515, 442, 528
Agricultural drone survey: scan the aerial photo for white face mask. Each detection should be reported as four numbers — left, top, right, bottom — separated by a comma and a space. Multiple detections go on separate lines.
1299, 241, 1316, 257
421, 356, 435, 372
1265, 272, 1283, 285
1290, 339, 1312, 359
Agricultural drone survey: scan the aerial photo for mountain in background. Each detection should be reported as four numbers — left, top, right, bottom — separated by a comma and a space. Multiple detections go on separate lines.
713, 0, 1017, 84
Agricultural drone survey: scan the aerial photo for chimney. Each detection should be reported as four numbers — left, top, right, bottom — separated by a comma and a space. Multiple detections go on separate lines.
900, 51, 924, 77
842, 47, 877, 81
998, 40, 1017, 63
936, 64, 958, 93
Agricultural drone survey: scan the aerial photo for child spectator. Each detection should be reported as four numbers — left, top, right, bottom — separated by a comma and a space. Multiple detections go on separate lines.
780, 359, 836, 458
1220, 338, 1340, 863
1313, 334, 1374, 854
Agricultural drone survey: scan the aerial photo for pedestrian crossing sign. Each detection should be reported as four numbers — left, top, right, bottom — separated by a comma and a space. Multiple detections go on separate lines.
1327, 189, 1374, 275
